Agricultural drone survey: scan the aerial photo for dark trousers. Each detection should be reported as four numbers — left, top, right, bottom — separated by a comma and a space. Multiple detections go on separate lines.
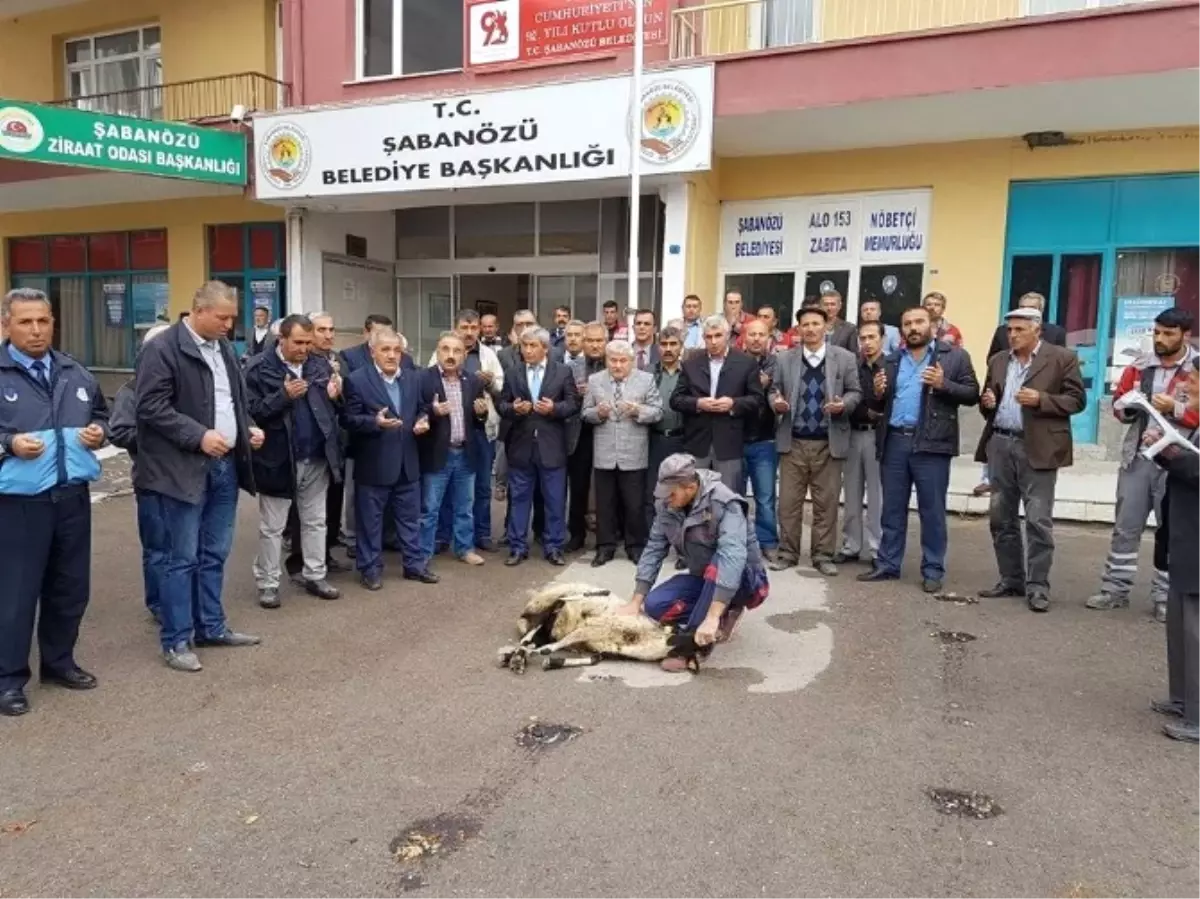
508, 451, 567, 557
645, 431, 685, 530
568, 429, 594, 544
0, 487, 91, 691
1166, 589, 1200, 727
596, 467, 647, 555
987, 433, 1058, 592
875, 432, 951, 580
504, 478, 544, 541
355, 479, 423, 578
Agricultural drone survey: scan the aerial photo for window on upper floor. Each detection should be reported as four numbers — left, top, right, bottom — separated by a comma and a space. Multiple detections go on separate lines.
358, 0, 463, 79
1024, 0, 1154, 14
65, 25, 163, 120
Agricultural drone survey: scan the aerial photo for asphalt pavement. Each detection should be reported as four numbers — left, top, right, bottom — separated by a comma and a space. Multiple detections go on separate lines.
0, 493, 1196, 898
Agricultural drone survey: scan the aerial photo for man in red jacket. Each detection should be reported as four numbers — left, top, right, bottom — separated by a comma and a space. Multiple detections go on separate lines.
1088, 307, 1197, 621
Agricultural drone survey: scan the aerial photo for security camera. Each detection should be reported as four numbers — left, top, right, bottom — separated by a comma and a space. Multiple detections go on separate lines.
230, 104, 247, 124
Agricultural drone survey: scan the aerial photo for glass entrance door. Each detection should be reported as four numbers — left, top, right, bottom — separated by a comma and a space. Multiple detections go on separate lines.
1004, 251, 1108, 444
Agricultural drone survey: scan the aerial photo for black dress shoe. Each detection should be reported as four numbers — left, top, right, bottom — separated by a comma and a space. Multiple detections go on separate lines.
1027, 591, 1050, 612
564, 536, 586, 553
0, 689, 30, 717
832, 552, 860, 564
857, 567, 899, 582
979, 583, 1025, 598
345, 545, 357, 559
360, 573, 383, 591
325, 555, 352, 573
922, 579, 943, 594
546, 551, 567, 567
404, 569, 440, 584
591, 549, 616, 568
40, 665, 98, 690
505, 552, 527, 567
476, 539, 497, 553
625, 547, 643, 564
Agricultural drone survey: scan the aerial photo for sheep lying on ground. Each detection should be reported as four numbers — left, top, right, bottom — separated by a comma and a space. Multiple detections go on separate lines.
497, 582, 701, 674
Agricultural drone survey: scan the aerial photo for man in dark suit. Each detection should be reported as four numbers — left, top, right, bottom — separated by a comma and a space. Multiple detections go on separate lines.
820, 290, 859, 353
498, 327, 580, 567
986, 292, 1068, 359
246, 306, 271, 357
135, 281, 265, 673
342, 328, 436, 590
976, 308, 1085, 612
417, 332, 490, 571
630, 308, 661, 372
565, 322, 607, 551
1152, 357, 1199, 743
669, 314, 764, 490
339, 313, 410, 556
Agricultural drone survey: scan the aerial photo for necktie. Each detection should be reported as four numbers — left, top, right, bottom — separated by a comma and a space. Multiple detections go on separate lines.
530, 366, 542, 401
30, 359, 49, 391
637, 349, 646, 370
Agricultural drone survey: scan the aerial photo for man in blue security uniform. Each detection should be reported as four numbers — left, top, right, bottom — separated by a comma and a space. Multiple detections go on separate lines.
0, 288, 109, 717
619, 454, 770, 672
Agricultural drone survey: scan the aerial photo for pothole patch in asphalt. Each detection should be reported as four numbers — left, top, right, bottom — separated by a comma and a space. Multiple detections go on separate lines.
515, 720, 582, 750
390, 812, 484, 892
934, 629, 977, 645
931, 591, 979, 605
927, 787, 1002, 819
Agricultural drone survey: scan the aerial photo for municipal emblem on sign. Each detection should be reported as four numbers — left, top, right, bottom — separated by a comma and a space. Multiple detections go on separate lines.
638, 79, 701, 165
820, 280, 835, 294
882, 274, 898, 295
0, 106, 44, 154
258, 122, 311, 191
1155, 272, 1180, 296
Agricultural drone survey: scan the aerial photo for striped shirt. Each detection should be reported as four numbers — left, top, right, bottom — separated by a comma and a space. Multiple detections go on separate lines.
441, 370, 466, 445
995, 341, 1041, 432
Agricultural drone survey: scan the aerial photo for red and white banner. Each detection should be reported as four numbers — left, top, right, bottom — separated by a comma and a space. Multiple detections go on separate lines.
466, 0, 668, 69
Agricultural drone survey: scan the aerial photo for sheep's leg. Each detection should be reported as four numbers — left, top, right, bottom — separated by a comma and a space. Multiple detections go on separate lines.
530, 628, 605, 657
542, 654, 602, 670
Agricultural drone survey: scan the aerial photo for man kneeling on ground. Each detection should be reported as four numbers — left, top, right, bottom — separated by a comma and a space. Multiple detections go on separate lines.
618, 453, 770, 671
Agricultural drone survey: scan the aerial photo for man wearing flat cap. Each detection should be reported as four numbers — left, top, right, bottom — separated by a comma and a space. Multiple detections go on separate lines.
618, 453, 770, 671
976, 306, 1085, 613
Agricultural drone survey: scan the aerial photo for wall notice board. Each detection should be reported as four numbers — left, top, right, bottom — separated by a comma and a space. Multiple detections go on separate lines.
321, 254, 395, 348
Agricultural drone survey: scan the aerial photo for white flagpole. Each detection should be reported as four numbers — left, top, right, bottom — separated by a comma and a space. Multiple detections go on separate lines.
626, 0, 645, 318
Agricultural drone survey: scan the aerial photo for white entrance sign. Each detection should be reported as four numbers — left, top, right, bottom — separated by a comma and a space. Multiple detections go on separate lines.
253, 65, 714, 200
719, 189, 932, 270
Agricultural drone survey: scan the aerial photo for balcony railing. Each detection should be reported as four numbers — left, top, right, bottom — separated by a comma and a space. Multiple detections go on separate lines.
670, 0, 1161, 60
49, 71, 290, 124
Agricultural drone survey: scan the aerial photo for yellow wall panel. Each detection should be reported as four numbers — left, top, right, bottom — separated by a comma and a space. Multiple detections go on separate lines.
0, 0, 274, 111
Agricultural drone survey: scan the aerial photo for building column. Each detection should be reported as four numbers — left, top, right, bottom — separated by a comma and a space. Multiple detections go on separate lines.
285, 206, 307, 314
659, 181, 691, 324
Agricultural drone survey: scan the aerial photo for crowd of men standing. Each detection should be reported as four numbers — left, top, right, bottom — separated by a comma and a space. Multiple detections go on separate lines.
0, 282, 1195, 743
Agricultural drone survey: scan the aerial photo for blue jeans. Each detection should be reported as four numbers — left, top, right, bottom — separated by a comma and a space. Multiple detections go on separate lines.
440, 432, 496, 548
743, 440, 779, 550
875, 433, 951, 580
135, 489, 166, 619
421, 449, 476, 561
147, 457, 240, 651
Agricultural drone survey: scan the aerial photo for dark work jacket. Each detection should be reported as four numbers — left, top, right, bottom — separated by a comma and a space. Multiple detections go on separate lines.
1155, 431, 1198, 595
851, 356, 885, 427
0, 344, 110, 489
987, 321, 1067, 360
669, 348, 764, 462
343, 365, 422, 486
133, 322, 256, 503
418, 365, 488, 472
868, 340, 980, 459
244, 350, 344, 498
109, 379, 137, 455
498, 359, 580, 470
744, 353, 778, 444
